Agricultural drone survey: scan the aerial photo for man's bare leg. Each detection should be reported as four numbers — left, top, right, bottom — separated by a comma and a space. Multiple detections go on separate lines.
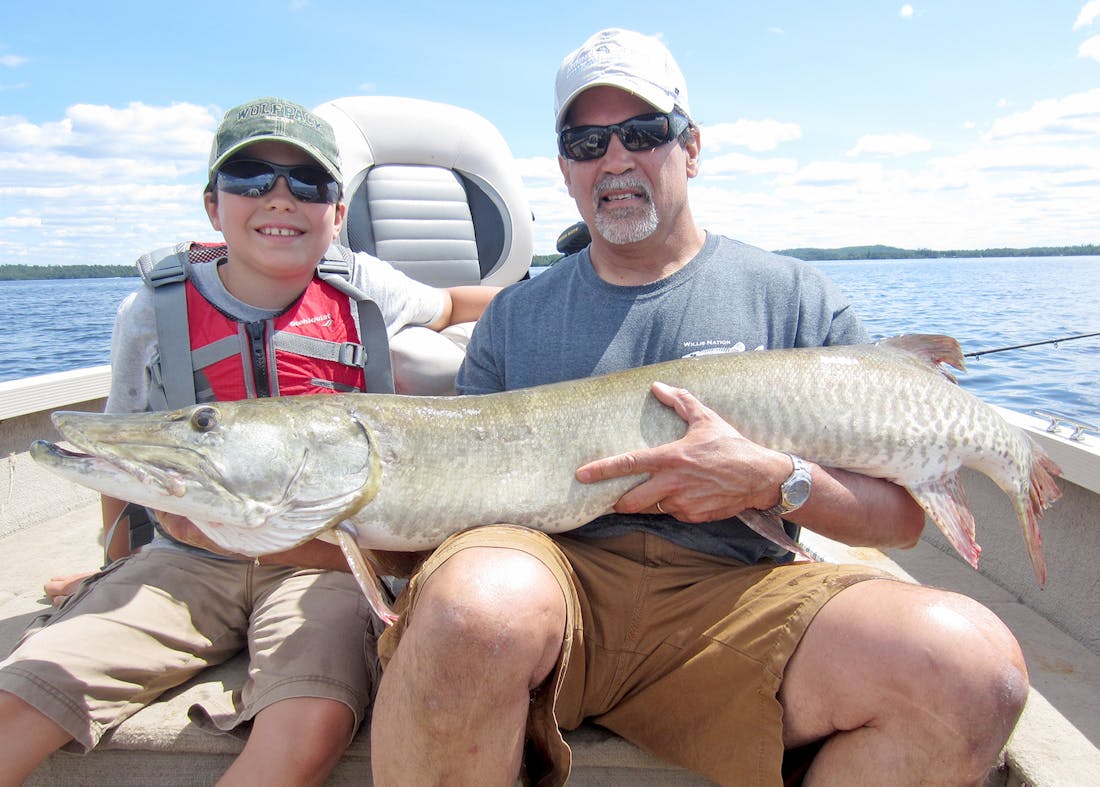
780, 580, 1028, 787
371, 547, 567, 786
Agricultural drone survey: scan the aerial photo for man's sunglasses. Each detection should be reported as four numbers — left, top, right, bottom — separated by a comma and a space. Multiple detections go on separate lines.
215, 159, 341, 204
558, 112, 691, 162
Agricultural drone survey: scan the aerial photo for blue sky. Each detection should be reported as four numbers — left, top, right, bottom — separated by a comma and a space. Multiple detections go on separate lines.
3, 1, 1100, 265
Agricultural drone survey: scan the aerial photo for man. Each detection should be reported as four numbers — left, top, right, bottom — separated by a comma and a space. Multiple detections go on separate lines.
370, 30, 1028, 786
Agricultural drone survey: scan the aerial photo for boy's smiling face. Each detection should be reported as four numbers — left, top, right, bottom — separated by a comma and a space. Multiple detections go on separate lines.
204, 140, 346, 308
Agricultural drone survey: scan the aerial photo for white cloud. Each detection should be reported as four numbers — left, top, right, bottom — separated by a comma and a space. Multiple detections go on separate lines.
1079, 34, 1100, 61
0, 54, 28, 67
779, 160, 887, 188
702, 119, 802, 152
847, 133, 932, 157
984, 88, 1100, 142
0, 102, 220, 266
0, 214, 41, 228
0, 102, 214, 164
656, 85, 1100, 253
1074, 0, 1100, 29
6, 90, 1100, 263
703, 151, 798, 177
513, 155, 561, 182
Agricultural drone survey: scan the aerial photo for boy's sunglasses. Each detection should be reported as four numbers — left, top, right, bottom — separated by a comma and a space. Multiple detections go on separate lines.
215, 159, 341, 204
558, 112, 691, 162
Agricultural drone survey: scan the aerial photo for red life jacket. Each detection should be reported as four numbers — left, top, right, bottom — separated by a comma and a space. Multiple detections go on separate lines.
139, 241, 394, 409
184, 276, 366, 401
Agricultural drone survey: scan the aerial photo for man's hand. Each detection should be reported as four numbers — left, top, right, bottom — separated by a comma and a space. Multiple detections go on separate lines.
574, 381, 790, 522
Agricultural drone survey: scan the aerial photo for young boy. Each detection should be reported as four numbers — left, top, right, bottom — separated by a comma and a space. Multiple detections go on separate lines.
0, 96, 496, 786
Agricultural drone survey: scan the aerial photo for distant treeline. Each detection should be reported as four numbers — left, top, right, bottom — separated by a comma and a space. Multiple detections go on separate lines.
774, 244, 1100, 261
0, 264, 137, 281
532, 244, 1100, 268
3, 244, 1099, 280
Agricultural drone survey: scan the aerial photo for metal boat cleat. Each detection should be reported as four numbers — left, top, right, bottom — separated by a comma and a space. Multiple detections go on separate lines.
1033, 409, 1098, 442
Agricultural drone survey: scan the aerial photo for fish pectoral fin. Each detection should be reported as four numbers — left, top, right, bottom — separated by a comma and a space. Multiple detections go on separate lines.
737, 509, 815, 561
908, 476, 981, 569
334, 527, 399, 626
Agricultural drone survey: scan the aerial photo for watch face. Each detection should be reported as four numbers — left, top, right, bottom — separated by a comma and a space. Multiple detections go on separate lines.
785, 477, 812, 508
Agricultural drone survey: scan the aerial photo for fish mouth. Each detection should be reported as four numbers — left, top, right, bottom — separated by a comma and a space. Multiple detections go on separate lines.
30, 439, 189, 498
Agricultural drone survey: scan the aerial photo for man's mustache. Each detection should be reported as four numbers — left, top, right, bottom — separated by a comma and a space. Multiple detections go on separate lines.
593, 174, 652, 204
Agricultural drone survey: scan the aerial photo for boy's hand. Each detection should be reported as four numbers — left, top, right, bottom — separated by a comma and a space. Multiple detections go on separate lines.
43, 571, 95, 606
156, 511, 250, 560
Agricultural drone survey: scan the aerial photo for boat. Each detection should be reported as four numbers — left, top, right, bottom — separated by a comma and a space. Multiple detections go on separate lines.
3, 96, 1099, 785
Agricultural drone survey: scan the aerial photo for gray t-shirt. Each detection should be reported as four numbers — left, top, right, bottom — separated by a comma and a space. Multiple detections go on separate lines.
457, 232, 868, 563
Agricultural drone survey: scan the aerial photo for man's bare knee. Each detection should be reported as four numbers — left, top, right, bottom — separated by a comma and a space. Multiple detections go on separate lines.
782, 581, 1028, 784
414, 547, 567, 685
923, 595, 1028, 777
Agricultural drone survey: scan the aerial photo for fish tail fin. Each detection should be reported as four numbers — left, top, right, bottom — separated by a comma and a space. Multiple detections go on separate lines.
1017, 443, 1061, 589
908, 475, 982, 569
737, 509, 816, 562
878, 334, 966, 381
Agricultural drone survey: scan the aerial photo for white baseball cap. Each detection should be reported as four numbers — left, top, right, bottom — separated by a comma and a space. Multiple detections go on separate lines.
554, 28, 691, 131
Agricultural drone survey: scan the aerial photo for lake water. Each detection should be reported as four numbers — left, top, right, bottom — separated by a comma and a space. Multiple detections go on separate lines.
2, 256, 1098, 425
0, 276, 139, 382
812, 256, 1100, 427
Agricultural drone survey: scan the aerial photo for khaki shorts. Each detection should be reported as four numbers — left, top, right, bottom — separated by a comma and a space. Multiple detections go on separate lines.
0, 547, 376, 752
378, 525, 890, 786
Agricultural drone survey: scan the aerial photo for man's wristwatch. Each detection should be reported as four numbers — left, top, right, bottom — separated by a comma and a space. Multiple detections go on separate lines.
764, 454, 812, 517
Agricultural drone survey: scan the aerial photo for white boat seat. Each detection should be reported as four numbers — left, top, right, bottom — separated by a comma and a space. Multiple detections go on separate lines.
314, 96, 532, 393
314, 95, 533, 288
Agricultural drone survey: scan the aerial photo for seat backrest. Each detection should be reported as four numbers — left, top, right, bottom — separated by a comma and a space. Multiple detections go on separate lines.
314, 96, 532, 287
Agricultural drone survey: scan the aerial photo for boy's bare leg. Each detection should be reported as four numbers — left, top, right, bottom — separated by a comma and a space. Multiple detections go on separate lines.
218, 697, 356, 787
0, 691, 72, 787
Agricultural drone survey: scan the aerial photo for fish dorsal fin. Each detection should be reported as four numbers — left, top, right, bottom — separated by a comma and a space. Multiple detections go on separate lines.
877, 334, 966, 383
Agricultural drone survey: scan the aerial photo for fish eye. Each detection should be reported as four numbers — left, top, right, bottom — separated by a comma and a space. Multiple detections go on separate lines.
190, 406, 220, 432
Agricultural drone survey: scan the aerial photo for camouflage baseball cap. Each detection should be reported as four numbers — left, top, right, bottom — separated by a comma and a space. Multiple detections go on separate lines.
207, 97, 342, 187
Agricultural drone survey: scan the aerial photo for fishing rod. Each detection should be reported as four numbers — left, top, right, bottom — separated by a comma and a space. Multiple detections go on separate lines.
963, 332, 1100, 359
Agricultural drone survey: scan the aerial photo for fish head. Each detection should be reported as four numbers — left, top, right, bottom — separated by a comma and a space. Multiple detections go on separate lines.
30, 396, 382, 556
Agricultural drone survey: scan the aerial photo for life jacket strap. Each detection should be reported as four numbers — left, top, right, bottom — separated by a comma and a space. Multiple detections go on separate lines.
141, 243, 199, 410
317, 246, 395, 394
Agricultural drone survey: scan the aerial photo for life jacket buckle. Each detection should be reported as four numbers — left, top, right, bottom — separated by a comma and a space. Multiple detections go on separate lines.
338, 342, 368, 368
147, 262, 188, 287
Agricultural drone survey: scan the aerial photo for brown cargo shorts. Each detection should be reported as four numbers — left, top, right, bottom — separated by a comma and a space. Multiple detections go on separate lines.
0, 547, 377, 752
377, 524, 890, 786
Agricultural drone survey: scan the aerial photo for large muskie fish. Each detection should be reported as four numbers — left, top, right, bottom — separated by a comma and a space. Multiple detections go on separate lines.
31, 335, 1061, 623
